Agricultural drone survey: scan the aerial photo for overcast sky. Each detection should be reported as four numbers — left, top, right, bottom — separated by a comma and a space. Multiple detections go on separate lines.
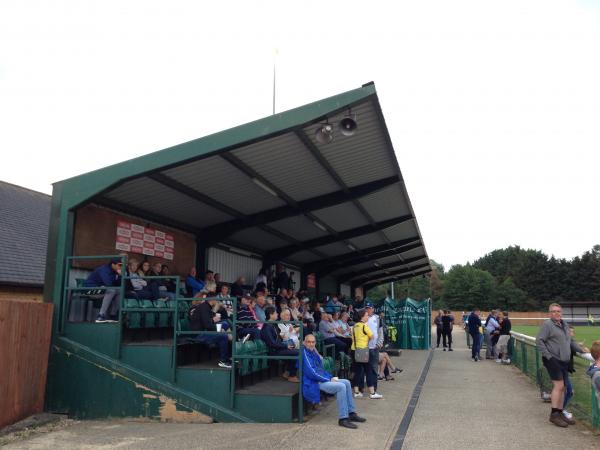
1, 0, 599, 269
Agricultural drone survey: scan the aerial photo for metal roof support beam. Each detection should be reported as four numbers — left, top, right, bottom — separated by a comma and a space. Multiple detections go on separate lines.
356, 263, 431, 285
306, 237, 421, 272
200, 175, 400, 244
363, 268, 431, 292
337, 255, 430, 283
265, 215, 413, 261
317, 242, 424, 277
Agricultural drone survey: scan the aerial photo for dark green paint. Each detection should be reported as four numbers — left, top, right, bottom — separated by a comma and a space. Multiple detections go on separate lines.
234, 393, 296, 423
176, 367, 231, 407
121, 345, 174, 381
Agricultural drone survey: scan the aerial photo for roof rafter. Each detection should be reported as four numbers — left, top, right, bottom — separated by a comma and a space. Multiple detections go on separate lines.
337, 255, 429, 283
362, 268, 431, 291
355, 262, 431, 285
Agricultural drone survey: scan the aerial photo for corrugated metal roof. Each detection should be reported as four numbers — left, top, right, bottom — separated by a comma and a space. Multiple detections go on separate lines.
105, 177, 234, 227
357, 184, 411, 223
288, 250, 319, 265
383, 221, 419, 243
313, 242, 352, 257
0, 181, 50, 287
228, 227, 290, 251
162, 156, 286, 214
311, 202, 370, 232
232, 134, 340, 202
347, 233, 388, 250
268, 215, 328, 242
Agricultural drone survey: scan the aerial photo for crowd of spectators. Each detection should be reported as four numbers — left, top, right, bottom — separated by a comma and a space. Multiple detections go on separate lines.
84, 258, 404, 428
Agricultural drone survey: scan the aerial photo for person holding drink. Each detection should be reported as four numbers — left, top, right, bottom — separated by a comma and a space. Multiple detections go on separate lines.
188, 296, 232, 368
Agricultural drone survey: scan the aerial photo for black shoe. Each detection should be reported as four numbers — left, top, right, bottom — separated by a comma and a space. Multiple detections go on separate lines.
349, 412, 366, 423
339, 418, 358, 429
443, 348, 446, 351
448, 348, 453, 352
392, 368, 403, 373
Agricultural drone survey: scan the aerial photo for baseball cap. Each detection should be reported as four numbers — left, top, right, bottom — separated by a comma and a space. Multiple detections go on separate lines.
365, 301, 374, 308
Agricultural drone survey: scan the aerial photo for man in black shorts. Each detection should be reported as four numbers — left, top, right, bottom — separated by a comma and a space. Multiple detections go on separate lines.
536, 303, 577, 427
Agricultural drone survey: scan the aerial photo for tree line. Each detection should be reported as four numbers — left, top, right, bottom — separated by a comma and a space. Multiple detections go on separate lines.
366, 245, 600, 312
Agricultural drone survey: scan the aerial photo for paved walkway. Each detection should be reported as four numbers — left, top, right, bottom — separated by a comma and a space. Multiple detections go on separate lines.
402, 329, 600, 450
5, 330, 600, 449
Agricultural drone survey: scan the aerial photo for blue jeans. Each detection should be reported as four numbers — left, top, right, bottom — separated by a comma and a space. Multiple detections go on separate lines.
564, 375, 573, 409
196, 333, 230, 361
470, 332, 481, 359
319, 378, 356, 419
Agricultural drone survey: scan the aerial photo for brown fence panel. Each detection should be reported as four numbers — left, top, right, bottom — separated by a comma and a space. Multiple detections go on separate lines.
0, 300, 53, 428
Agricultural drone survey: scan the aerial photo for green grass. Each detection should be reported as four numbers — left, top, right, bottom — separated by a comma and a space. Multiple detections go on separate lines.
512, 325, 600, 349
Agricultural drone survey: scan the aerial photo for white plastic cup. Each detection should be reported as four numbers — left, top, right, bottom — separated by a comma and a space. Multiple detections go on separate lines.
216, 323, 222, 332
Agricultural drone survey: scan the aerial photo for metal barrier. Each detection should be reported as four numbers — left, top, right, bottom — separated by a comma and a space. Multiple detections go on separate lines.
510, 331, 600, 428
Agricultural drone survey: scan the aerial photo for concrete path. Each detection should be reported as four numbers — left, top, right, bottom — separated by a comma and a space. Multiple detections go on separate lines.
402, 329, 600, 450
3, 349, 428, 450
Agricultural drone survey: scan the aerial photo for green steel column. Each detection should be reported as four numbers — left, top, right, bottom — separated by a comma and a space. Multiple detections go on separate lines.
592, 384, 599, 429
298, 324, 304, 423
230, 296, 237, 410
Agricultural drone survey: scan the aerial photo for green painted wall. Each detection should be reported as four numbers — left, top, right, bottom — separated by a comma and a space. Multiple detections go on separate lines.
121, 345, 174, 381
176, 368, 231, 407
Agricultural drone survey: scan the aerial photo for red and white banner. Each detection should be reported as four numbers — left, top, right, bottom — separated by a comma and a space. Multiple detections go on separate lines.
115, 220, 174, 260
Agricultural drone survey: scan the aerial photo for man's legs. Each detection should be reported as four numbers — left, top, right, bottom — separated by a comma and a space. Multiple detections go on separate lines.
324, 337, 347, 357
485, 331, 493, 358
99, 288, 119, 317
470, 333, 480, 359
436, 328, 442, 347
563, 376, 573, 410
320, 380, 349, 419
274, 348, 299, 376
197, 334, 231, 362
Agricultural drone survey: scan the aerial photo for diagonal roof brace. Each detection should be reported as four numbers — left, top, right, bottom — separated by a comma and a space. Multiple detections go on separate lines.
265, 215, 414, 261
354, 262, 431, 285
306, 236, 421, 272
362, 268, 431, 291
200, 175, 400, 245
337, 255, 430, 283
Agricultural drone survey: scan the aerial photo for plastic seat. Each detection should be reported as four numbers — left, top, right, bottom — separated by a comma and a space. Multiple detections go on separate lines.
243, 341, 256, 376
154, 300, 170, 328
140, 299, 156, 328
254, 339, 269, 371
125, 298, 142, 329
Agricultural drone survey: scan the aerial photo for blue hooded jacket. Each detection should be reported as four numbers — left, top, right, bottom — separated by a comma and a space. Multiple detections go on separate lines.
586, 364, 600, 391
84, 263, 121, 287
302, 347, 332, 404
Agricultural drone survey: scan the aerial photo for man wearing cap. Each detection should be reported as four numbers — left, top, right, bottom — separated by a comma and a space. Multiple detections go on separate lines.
365, 302, 382, 396
84, 257, 123, 323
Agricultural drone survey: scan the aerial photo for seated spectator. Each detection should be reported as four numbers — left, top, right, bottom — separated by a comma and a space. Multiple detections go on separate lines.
339, 312, 352, 337
237, 294, 261, 340
185, 267, 205, 297
188, 296, 232, 368
260, 306, 299, 382
278, 308, 300, 348
275, 288, 288, 312
378, 351, 402, 380
289, 297, 302, 322
216, 284, 233, 314
319, 313, 348, 356
138, 260, 151, 277
160, 264, 178, 298
254, 293, 267, 324
84, 257, 123, 323
214, 272, 222, 292
204, 270, 217, 294
150, 262, 172, 300
302, 334, 366, 429
125, 258, 159, 300
230, 276, 246, 298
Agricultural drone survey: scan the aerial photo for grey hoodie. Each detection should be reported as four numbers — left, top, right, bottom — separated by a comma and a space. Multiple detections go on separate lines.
586, 364, 600, 392
536, 319, 571, 362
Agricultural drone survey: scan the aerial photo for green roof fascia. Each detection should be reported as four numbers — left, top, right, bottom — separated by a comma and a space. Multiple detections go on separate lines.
55, 83, 377, 212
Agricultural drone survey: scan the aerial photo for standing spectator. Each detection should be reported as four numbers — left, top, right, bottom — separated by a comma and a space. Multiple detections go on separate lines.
468, 309, 482, 361
365, 302, 381, 395
536, 303, 578, 427
185, 267, 205, 297
302, 334, 366, 429
84, 257, 123, 323
351, 308, 382, 399
188, 297, 231, 368
494, 311, 512, 363
485, 310, 500, 359
275, 263, 290, 292
254, 268, 268, 292
434, 310, 443, 349
214, 273, 222, 292
261, 306, 299, 382
441, 310, 454, 351
353, 294, 365, 311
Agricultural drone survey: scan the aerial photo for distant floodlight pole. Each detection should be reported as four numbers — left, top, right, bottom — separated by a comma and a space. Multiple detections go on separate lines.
272, 48, 278, 115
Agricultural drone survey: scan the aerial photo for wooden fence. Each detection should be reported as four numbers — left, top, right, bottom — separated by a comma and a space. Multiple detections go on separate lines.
0, 300, 53, 428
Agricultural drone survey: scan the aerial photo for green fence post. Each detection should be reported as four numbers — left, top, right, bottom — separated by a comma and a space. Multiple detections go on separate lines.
522, 342, 528, 376
592, 385, 600, 429
534, 347, 541, 388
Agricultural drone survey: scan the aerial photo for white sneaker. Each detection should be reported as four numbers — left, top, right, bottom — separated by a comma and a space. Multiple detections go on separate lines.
495, 359, 502, 363
353, 392, 363, 398
563, 410, 573, 420
369, 393, 383, 399
504, 358, 511, 364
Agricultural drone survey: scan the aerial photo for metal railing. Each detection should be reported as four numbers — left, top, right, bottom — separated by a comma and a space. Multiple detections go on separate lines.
62, 255, 306, 422
510, 331, 600, 429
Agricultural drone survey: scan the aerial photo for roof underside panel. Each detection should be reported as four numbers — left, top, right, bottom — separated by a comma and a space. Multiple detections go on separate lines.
383, 221, 419, 243
161, 156, 286, 214
346, 232, 388, 250
287, 250, 319, 265
231, 134, 340, 202
302, 101, 397, 188
394, 247, 426, 260
357, 184, 411, 223
313, 242, 352, 257
228, 227, 291, 251
268, 215, 328, 241
311, 202, 370, 232
104, 177, 234, 227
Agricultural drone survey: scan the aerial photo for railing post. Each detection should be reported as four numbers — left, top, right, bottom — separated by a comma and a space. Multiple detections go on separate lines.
230, 296, 237, 410
298, 323, 304, 423
592, 384, 600, 429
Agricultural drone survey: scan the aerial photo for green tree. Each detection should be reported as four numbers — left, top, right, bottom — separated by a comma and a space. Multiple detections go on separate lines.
490, 277, 528, 311
442, 264, 495, 311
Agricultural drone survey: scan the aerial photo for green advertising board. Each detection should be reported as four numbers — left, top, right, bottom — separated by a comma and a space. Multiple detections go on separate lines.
382, 297, 431, 350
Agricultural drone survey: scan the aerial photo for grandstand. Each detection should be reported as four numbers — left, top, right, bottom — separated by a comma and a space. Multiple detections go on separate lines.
43, 82, 430, 423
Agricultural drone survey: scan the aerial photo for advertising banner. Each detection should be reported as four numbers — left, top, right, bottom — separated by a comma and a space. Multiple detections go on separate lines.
383, 297, 431, 350
115, 220, 175, 260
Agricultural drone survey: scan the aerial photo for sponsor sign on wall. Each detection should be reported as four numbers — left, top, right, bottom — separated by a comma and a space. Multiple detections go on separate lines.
115, 220, 174, 260
306, 273, 316, 289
